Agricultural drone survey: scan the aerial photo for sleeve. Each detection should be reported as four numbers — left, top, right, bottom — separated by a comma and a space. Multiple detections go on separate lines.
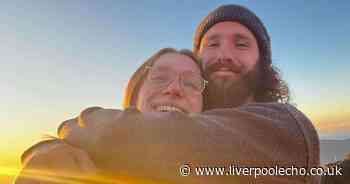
20, 138, 62, 166
57, 103, 320, 184
16, 138, 101, 184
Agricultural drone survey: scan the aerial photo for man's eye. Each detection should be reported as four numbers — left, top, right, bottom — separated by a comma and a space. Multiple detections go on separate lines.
236, 42, 249, 48
207, 42, 219, 48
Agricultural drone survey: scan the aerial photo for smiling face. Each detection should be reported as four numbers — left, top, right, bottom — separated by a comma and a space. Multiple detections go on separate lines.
136, 52, 203, 113
198, 21, 261, 108
199, 21, 259, 86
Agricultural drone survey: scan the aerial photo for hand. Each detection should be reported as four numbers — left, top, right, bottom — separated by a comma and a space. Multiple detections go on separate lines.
15, 140, 98, 184
58, 107, 124, 150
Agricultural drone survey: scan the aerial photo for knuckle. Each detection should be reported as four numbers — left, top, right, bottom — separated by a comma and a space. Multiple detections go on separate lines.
78, 106, 103, 127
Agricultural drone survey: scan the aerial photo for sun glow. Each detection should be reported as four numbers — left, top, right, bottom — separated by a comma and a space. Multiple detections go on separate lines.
1, 166, 174, 184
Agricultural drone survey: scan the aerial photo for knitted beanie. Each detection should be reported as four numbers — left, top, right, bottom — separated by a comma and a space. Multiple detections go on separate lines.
193, 4, 271, 65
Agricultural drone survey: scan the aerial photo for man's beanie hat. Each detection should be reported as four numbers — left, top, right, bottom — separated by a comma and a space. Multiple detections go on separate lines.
193, 4, 272, 65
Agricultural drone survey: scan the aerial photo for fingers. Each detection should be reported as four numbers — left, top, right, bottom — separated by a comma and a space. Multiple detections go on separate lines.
78, 106, 103, 127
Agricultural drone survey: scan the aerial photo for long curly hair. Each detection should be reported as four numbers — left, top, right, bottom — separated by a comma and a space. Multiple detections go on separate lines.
254, 61, 290, 103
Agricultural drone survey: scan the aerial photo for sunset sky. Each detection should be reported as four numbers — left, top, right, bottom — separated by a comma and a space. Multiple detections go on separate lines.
1, 0, 349, 183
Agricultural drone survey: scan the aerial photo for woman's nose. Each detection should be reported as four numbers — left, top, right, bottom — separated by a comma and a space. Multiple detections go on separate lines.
161, 77, 184, 97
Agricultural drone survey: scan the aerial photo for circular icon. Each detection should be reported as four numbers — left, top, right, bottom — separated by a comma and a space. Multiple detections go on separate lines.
180, 164, 191, 176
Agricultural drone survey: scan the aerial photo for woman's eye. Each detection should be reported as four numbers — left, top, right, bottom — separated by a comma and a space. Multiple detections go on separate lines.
183, 81, 196, 89
151, 74, 170, 83
183, 80, 200, 91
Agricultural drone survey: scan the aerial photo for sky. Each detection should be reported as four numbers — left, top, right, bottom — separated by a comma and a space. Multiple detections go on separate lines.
1, 0, 349, 182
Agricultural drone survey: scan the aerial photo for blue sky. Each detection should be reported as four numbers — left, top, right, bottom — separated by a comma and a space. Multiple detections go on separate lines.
0, 0, 349, 175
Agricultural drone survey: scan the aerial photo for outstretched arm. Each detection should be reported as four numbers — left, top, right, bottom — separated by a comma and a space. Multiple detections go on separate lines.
57, 103, 320, 184
18, 103, 320, 184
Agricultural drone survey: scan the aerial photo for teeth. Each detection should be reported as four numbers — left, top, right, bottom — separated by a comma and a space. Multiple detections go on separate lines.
155, 105, 184, 113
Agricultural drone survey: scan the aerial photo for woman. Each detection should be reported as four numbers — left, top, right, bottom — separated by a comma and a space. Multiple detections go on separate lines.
123, 47, 206, 113
15, 48, 207, 184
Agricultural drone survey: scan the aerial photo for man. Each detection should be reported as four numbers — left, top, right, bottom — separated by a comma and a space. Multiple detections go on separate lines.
16, 4, 320, 184
193, 4, 289, 109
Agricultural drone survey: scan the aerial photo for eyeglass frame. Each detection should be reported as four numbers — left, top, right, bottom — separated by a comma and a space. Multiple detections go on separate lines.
143, 65, 208, 94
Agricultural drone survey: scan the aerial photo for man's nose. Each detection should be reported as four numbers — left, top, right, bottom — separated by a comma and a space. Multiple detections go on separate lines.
218, 43, 235, 64
161, 77, 184, 97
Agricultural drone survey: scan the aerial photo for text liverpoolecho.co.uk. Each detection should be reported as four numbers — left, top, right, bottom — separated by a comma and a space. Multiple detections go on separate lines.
179, 164, 342, 178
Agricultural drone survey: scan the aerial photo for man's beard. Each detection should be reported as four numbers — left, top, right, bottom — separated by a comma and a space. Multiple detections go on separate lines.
203, 65, 260, 110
